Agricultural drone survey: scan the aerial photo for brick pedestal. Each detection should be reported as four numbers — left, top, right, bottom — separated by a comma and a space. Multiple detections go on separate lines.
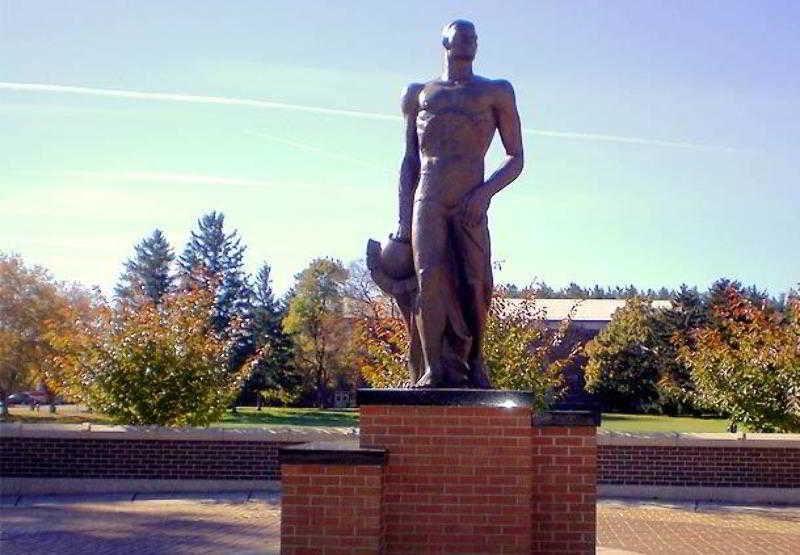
279, 391, 598, 554
280, 442, 387, 555
531, 412, 598, 555
360, 391, 533, 554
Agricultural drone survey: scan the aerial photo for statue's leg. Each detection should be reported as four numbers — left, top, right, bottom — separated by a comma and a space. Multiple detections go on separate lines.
396, 297, 422, 384
453, 214, 493, 388
412, 200, 448, 387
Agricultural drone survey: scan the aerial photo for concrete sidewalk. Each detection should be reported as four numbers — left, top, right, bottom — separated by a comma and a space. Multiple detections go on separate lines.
1, 493, 799, 554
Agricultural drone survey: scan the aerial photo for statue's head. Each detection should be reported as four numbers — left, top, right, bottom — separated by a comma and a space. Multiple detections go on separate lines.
442, 19, 477, 61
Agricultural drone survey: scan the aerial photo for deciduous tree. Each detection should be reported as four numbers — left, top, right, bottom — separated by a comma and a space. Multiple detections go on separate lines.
0, 255, 94, 415
282, 258, 350, 408
484, 288, 578, 408
354, 286, 579, 407
679, 288, 800, 432
49, 284, 251, 426
584, 297, 662, 412
0, 255, 58, 415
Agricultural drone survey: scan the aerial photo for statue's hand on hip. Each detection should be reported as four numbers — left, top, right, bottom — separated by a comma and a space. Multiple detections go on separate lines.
394, 224, 412, 243
461, 188, 490, 227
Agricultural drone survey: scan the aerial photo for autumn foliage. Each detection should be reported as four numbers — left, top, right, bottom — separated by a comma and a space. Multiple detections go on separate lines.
355, 315, 410, 388
48, 285, 252, 427
485, 288, 578, 407
354, 286, 578, 407
678, 288, 800, 432
0, 254, 97, 414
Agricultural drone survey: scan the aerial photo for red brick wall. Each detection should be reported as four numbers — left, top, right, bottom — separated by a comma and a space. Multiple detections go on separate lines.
281, 464, 383, 555
360, 405, 533, 554
5, 431, 797, 493
531, 426, 597, 555
598, 445, 800, 488
0, 437, 298, 480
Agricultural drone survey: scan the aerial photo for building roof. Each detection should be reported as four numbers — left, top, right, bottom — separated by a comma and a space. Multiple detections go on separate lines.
343, 296, 672, 323
524, 298, 672, 322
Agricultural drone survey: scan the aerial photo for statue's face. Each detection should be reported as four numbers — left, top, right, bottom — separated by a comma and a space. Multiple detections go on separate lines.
444, 24, 477, 61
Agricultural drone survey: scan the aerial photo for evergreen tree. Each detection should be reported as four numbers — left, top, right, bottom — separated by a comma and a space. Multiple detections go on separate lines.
179, 212, 256, 384
707, 278, 772, 310
535, 282, 556, 298
246, 264, 301, 407
622, 284, 639, 298
115, 229, 175, 305
591, 284, 607, 299
562, 282, 589, 298
253, 264, 279, 316
671, 285, 708, 328
179, 212, 251, 331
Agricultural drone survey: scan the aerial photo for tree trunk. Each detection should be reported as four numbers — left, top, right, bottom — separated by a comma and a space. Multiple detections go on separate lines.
256, 394, 262, 411
1, 392, 8, 417
46, 391, 57, 413
317, 365, 327, 409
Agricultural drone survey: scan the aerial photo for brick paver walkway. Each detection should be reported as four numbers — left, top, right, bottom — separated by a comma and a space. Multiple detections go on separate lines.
0, 494, 282, 555
598, 500, 800, 554
1, 495, 798, 554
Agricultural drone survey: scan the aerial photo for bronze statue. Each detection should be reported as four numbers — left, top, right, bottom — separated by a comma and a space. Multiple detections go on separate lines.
367, 20, 524, 388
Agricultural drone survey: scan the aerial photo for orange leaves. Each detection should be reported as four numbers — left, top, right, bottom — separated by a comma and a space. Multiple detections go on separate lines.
352, 287, 579, 402
354, 315, 410, 388
679, 287, 800, 432
46, 284, 250, 426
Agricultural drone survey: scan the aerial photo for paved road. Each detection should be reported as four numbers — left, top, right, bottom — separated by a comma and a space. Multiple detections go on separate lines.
1, 494, 799, 554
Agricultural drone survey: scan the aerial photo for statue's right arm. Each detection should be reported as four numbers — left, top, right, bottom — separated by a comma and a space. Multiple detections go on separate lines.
396, 83, 423, 242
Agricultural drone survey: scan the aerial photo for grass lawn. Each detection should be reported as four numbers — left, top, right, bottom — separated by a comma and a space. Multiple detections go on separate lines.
214, 407, 358, 428
3, 405, 733, 432
1, 405, 358, 428
1, 405, 114, 425
599, 413, 731, 433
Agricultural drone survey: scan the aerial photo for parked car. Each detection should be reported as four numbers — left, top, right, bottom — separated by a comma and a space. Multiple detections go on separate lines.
6, 392, 33, 405
6, 391, 49, 405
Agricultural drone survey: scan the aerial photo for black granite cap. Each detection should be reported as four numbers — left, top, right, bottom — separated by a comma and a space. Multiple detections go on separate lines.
279, 441, 387, 466
533, 403, 602, 427
357, 388, 534, 408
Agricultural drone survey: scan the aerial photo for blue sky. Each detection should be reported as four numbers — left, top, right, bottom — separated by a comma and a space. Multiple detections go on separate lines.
1, 1, 798, 296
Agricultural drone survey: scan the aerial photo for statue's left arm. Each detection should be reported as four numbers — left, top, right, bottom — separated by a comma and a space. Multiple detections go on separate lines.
462, 80, 524, 227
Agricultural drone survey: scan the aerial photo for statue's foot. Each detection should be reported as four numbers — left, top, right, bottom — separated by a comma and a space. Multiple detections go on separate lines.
413, 370, 437, 388
468, 360, 493, 389
413, 363, 472, 388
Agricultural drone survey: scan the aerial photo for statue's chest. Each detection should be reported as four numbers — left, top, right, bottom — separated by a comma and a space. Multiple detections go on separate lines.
419, 86, 490, 116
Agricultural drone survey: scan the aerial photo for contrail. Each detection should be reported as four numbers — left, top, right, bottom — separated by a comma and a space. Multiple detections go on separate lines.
60, 170, 276, 188
245, 129, 392, 173
527, 129, 737, 152
0, 81, 399, 122
0, 81, 735, 151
